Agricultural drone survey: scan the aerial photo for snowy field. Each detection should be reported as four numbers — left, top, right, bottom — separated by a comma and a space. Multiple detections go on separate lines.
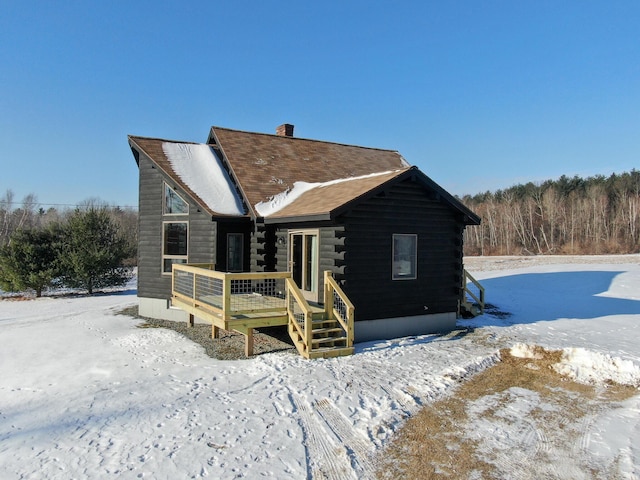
1, 255, 639, 479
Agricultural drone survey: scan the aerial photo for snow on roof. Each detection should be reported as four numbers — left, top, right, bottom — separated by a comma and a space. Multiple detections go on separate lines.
254, 170, 401, 217
162, 142, 244, 216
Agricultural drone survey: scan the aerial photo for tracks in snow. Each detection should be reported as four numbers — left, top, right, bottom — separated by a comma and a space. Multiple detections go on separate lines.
285, 351, 501, 479
291, 393, 378, 479
292, 396, 355, 480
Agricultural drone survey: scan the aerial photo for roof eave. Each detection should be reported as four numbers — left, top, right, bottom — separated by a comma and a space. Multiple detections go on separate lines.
211, 213, 252, 221
263, 213, 332, 224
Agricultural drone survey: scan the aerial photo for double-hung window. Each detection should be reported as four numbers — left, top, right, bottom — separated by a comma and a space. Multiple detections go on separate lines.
392, 234, 417, 280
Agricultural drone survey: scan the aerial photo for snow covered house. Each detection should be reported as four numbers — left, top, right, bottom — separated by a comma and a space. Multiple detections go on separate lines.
128, 124, 482, 358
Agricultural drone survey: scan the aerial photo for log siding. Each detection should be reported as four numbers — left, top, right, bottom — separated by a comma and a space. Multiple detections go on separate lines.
338, 178, 465, 322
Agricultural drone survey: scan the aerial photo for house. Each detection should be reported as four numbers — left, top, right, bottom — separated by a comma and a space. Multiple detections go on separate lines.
128, 124, 482, 357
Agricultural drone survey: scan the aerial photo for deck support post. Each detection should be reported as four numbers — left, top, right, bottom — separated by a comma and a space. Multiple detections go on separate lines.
212, 324, 220, 339
245, 328, 254, 357
188, 313, 194, 328
324, 270, 334, 320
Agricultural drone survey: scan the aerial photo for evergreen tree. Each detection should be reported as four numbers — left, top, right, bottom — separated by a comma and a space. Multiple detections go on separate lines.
0, 228, 60, 297
59, 207, 132, 294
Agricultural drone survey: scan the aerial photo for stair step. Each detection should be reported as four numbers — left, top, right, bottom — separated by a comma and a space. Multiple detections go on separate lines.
312, 336, 347, 346
307, 346, 354, 359
311, 310, 326, 321
311, 327, 344, 335
312, 320, 338, 329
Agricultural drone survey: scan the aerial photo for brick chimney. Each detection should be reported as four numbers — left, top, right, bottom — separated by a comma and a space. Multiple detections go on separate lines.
276, 123, 294, 137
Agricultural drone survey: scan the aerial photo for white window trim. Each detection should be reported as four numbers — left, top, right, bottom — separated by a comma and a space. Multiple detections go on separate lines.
392, 233, 417, 280
162, 221, 189, 274
288, 229, 320, 302
163, 182, 189, 216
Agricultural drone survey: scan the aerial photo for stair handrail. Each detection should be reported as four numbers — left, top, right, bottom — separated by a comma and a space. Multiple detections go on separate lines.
323, 271, 355, 347
285, 277, 314, 353
462, 268, 485, 315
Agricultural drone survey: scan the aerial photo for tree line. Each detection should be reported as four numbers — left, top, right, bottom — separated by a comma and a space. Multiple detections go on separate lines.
460, 170, 640, 256
0, 191, 138, 296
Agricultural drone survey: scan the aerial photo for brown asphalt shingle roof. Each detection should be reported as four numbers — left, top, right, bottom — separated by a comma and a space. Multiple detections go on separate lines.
209, 127, 408, 216
262, 169, 410, 221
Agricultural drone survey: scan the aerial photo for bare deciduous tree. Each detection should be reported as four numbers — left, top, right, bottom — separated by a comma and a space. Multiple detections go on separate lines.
462, 170, 640, 256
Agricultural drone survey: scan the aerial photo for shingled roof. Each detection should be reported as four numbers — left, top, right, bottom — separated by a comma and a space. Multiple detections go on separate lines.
129, 126, 480, 225
258, 168, 410, 221
208, 126, 409, 217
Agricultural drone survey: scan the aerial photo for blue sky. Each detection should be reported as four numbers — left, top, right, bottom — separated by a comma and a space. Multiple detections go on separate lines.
1, 1, 638, 208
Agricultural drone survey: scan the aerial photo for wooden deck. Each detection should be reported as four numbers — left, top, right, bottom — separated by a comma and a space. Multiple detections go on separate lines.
171, 266, 354, 359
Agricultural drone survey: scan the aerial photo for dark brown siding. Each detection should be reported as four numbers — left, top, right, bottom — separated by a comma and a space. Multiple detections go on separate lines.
250, 223, 276, 272
339, 177, 464, 321
216, 220, 252, 272
137, 154, 216, 300
273, 228, 288, 272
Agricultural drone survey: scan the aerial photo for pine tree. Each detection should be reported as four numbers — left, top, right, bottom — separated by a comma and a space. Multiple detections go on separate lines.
0, 228, 60, 297
58, 207, 132, 294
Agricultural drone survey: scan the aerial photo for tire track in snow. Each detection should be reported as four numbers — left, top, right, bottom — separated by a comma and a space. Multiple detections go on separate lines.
379, 385, 420, 416
573, 412, 595, 455
291, 394, 355, 480
314, 398, 376, 479
533, 424, 550, 456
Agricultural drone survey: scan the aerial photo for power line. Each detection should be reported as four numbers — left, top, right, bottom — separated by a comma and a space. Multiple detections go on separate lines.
0, 201, 137, 209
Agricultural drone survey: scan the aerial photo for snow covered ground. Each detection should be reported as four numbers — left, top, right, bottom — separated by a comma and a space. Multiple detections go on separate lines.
1, 255, 639, 479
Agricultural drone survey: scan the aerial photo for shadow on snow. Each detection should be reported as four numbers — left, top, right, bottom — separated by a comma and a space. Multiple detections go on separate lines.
470, 270, 640, 326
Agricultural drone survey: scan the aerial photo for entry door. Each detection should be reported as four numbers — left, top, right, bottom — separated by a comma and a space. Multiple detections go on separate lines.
289, 231, 319, 302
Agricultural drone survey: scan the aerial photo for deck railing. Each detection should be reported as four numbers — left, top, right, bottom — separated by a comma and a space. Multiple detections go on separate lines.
172, 265, 290, 320
324, 271, 355, 347
285, 277, 314, 354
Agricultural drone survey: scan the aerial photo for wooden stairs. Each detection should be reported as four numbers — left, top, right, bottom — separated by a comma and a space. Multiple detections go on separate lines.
459, 268, 485, 317
286, 272, 355, 359
288, 311, 354, 359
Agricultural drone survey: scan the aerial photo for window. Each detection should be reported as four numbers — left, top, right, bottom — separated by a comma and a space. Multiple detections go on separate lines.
392, 234, 417, 280
164, 183, 189, 215
227, 233, 243, 272
163, 222, 188, 273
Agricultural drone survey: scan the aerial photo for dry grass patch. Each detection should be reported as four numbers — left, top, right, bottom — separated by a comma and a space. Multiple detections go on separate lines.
376, 346, 636, 479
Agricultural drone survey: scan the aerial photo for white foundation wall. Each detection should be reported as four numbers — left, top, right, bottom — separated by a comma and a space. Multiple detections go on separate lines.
138, 297, 190, 322
354, 312, 457, 343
